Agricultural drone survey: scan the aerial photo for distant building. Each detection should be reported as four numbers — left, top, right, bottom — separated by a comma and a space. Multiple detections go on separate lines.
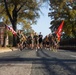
0, 22, 8, 46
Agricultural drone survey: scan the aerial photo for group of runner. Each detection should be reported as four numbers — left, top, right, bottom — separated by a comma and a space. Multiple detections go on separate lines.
17, 30, 59, 51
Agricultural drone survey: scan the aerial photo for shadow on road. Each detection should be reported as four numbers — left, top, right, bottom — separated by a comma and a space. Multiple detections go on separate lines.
0, 50, 76, 75
35, 50, 76, 75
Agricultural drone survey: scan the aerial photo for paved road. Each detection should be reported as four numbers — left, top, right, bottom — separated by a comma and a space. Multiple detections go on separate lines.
0, 49, 76, 75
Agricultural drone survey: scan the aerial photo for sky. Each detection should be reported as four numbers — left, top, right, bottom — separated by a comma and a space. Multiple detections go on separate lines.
32, 6, 51, 37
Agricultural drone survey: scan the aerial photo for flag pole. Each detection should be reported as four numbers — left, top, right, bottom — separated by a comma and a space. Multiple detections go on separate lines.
55, 20, 64, 42
5, 24, 17, 36
52, 20, 64, 50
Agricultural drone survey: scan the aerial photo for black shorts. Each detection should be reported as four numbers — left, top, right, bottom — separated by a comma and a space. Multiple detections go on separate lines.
46, 42, 49, 45
29, 40, 32, 44
39, 40, 42, 44
17, 39, 20, 43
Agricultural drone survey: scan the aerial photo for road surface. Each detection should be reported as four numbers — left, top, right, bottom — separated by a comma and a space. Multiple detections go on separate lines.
0, 49, 76, 75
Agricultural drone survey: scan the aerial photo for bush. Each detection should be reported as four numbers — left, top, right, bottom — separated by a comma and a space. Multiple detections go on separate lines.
59, 38, 76, 46
59, 38, 76, 50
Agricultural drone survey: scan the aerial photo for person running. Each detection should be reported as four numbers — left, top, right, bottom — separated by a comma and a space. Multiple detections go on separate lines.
27, 33, 33, 49
19, 31, 25, 50
17, 30, 21, 50
38, 32, 43, 49
33, 32, 39, 51
23, 35, 27, 49
51, 34, 58, 52
48, 34, 53, 50
44, 35, 50, 50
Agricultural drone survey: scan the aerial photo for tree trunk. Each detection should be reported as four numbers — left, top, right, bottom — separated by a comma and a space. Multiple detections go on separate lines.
4, 1, 17, 47
2, 34, 6, 47
2, 27, 7, 47
12, 22, 17, 47
12, 5, 17, 47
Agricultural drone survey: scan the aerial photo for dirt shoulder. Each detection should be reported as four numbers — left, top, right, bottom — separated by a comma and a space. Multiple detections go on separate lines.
0, 47, 18, 53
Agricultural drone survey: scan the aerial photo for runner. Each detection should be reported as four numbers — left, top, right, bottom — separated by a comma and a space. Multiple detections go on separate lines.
17, 30, 21, 50
44, 35, 50, 50
33, 32, 39, 51
27, 33, 34, 49
38, 32, 43, 49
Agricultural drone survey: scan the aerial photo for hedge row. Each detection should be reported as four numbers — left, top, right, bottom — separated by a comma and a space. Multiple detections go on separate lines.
59, 38, 76, 46
59, 46, 76, 50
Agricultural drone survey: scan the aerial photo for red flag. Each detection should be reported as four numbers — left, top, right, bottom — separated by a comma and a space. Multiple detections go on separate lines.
55, 20, 64, 41
5, 25, 17, 36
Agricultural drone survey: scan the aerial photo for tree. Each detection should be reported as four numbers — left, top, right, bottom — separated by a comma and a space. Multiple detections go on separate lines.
22, 22, 35, 34
49, 0, 76, 38
0, 0, 42, 46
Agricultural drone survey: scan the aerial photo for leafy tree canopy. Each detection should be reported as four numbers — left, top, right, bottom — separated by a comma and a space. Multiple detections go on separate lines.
0, 0, 41, 27
0, 0, 48, 46
49, 0, 76, 38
